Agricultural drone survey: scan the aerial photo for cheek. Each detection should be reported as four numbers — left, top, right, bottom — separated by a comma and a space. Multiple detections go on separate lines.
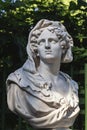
52, 46, 62, 56
52, 45, 61, 52
37, 46, 44, 55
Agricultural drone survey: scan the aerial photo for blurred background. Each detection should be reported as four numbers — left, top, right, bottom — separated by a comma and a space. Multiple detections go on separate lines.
0, 0, 87, 129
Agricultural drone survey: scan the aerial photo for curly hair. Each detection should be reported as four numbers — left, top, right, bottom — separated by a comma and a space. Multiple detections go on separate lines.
26, 19, 73, 66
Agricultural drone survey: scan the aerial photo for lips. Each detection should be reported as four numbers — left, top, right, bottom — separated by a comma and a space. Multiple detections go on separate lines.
45, 50, 52, 54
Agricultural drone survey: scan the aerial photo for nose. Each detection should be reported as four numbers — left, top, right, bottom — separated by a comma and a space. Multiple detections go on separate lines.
45, 40, 51, 49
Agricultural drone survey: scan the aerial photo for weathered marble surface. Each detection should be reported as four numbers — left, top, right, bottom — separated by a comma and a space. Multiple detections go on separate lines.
6, 19, 80, 130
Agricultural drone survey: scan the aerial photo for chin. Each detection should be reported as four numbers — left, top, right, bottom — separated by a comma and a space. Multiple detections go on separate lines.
43, 56, 57, 64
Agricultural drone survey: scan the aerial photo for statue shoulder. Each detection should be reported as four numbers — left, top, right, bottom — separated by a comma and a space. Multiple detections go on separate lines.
59, 71, 72, 81
6, 68, 23, 88
60, 71, 79, 91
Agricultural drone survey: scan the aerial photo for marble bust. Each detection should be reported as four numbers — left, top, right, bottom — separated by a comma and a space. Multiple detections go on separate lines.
6, 19, 80, 130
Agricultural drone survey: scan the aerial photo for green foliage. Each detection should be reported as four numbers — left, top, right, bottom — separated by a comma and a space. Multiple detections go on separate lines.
0, 0, 86, 71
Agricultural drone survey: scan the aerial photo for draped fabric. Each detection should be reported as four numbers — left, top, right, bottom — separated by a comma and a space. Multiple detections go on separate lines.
6, 66, 80, 129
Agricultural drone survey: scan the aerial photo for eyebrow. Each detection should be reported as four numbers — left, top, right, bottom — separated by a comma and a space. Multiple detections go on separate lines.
38, 37, 58, 43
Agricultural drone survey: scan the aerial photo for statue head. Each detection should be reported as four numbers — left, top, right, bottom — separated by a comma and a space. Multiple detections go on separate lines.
26, 19, 73, 70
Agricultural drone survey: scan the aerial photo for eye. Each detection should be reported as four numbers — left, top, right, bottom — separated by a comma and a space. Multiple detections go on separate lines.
49, 38, 57, 44
38, 39, 45, 45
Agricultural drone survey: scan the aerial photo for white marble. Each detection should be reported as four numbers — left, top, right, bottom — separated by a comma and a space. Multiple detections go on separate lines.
6, 19, 80, 130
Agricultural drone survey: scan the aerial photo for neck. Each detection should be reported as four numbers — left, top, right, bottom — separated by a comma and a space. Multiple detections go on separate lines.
37, 60, 61, 80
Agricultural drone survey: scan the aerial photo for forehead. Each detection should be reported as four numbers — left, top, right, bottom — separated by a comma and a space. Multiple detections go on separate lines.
38, 29, 58, 40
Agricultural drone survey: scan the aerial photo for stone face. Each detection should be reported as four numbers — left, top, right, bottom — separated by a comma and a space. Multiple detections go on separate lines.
6, 19, 80, 130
